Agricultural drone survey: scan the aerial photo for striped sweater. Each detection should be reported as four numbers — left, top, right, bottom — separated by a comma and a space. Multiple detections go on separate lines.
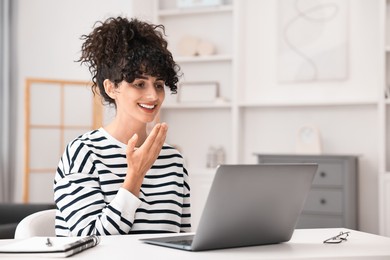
54, 128, 191, 237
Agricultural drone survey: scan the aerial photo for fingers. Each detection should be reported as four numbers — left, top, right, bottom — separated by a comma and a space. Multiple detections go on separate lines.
142, 123, 168, 151
155, 122, 168, 141
124, 124, 167, 191
150, 123, 168, 154
126, 133, 138, 157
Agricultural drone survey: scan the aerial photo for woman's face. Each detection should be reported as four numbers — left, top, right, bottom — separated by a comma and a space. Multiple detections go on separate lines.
111, 75, 165, 125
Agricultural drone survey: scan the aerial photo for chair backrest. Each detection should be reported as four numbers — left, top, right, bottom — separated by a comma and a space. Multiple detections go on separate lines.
14, 209, 56, 239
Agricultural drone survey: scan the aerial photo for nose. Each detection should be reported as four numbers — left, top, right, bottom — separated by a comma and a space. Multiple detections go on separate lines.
144, 83, 158, 100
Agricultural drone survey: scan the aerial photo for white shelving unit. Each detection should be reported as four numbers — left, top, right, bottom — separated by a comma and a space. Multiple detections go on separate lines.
153, 0, 237, 170
152, 0, 237, 229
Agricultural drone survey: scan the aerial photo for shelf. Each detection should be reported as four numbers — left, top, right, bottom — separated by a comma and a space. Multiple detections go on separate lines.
175, 54, 233, 63
163, 102, 231, 109
239, 99, 378, 108
188, 167, 218, 175
158, 5, 233, 17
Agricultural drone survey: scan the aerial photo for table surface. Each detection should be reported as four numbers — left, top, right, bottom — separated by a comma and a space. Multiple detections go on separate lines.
1, 228, 390, 259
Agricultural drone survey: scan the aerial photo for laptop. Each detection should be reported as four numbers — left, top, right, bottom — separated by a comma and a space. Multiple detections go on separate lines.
140, 163, 317, 251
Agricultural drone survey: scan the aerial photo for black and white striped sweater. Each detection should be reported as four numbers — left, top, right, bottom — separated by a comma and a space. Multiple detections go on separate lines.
54, 128, 191, 237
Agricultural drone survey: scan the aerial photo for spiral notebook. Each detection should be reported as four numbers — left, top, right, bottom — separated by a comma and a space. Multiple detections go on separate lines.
0, 235, 100, 257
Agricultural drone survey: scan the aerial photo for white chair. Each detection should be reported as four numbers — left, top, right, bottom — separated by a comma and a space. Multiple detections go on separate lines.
14, 209, 56, 239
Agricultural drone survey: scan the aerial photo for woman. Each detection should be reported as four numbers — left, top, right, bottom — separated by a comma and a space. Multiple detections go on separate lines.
54, 17, 191, 236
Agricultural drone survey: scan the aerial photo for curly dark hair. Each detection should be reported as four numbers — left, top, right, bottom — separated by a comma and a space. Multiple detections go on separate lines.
78, 17, 180, 105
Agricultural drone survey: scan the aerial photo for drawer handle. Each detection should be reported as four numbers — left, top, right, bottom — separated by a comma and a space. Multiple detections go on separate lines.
320, 198, 327, 205
320, 172, 327, 178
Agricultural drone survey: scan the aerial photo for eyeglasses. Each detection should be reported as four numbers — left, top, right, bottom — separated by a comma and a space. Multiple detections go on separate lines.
323, 231, 350, 244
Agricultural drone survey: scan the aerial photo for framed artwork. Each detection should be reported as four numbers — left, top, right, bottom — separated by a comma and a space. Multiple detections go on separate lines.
178, 81, 219, 103
277, 0, 349, 82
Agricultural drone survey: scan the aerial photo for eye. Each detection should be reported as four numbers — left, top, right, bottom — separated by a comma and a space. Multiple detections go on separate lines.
132, 81, 145, 89
155, 81, 165, 90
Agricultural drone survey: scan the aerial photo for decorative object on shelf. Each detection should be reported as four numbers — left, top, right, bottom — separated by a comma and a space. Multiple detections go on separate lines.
178, 81, 219, 103
215, 146, 226, 166
177, 35, 199, 56
295, 124, 322, 154
177, 0, 222, 9
177, 36, 217, 57
197, 40, 216, 56
206, 146, 225, 168
206, 146, 217, 168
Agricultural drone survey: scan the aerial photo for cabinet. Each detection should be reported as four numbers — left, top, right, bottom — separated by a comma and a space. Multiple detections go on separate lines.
255, 154, 357, 229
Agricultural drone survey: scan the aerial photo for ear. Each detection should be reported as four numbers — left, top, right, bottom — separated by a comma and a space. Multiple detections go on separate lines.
103, 79, 116, 99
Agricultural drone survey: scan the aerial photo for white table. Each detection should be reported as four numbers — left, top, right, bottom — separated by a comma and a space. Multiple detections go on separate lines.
1, 228, 390, 259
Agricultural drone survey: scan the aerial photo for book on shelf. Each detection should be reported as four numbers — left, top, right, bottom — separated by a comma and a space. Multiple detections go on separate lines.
0, 235, 100, 257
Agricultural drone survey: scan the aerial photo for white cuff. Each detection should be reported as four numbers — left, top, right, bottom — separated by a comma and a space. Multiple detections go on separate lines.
111, 187, 142, 219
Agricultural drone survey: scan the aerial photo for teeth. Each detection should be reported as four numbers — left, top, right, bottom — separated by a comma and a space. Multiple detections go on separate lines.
139, 103, 155, 109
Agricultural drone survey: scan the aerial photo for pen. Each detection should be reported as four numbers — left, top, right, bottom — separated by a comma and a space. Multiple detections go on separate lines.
46, 238, 53, 247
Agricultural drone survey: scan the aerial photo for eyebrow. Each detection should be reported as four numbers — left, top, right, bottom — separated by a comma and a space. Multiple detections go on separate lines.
135, 75, 164, 81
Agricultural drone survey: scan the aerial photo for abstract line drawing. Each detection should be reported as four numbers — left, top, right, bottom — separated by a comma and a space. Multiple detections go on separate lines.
278, 0, 348, 82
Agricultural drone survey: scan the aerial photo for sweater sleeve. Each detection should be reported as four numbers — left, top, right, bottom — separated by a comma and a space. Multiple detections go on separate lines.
54, 141, 141, 236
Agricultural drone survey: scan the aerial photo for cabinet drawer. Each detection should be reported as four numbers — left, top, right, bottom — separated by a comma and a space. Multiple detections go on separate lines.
312, 163, 343, 186
297, 214, 343, 228
256, 156, 344, 186
303, 189, 343, 214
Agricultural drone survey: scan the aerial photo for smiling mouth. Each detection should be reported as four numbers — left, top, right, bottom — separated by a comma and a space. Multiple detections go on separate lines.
138, 103, 157, 110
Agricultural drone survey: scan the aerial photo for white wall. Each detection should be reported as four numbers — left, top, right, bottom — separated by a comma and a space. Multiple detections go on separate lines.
10, 0, 381, 234
10, 0, 150, 201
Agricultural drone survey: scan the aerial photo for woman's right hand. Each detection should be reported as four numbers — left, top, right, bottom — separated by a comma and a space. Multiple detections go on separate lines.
122, 123, 168, 196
